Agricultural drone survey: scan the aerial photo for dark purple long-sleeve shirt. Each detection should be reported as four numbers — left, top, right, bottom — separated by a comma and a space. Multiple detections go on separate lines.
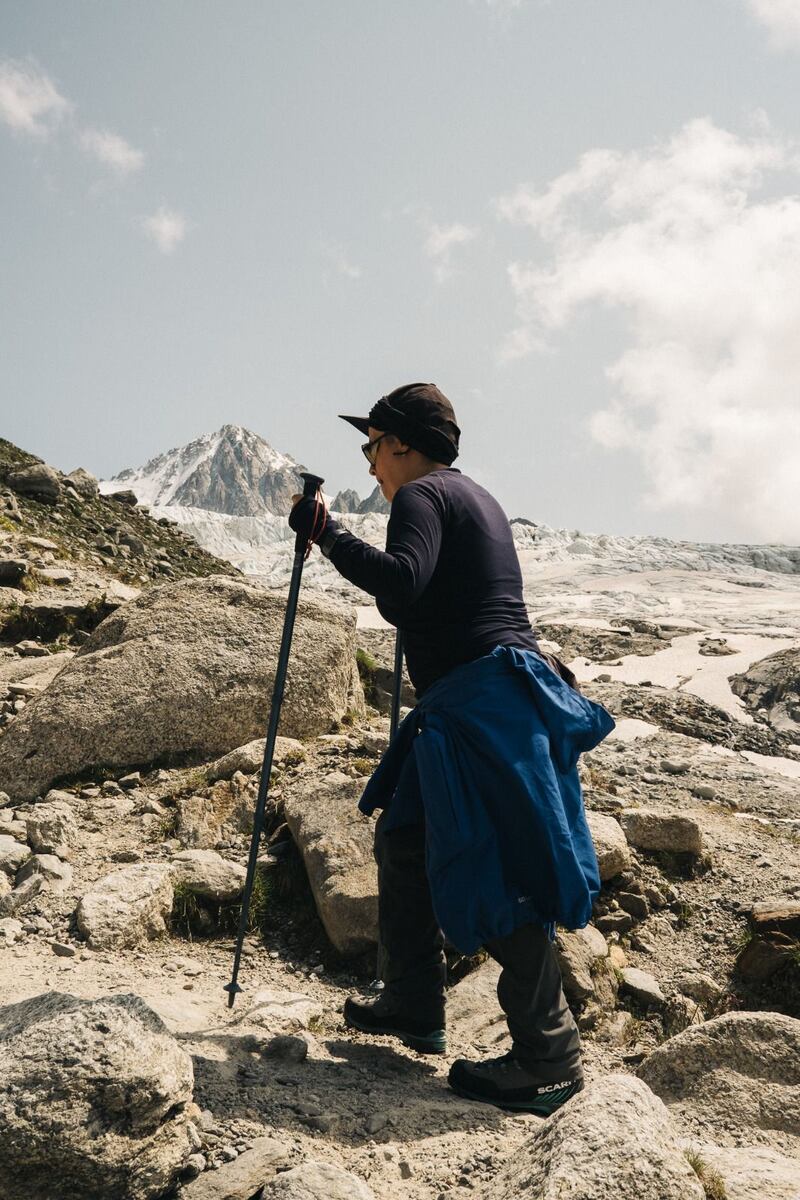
327, 467, 539, 697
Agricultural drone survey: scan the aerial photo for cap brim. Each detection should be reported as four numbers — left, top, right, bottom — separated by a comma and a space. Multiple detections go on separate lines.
338, 414, 372, 436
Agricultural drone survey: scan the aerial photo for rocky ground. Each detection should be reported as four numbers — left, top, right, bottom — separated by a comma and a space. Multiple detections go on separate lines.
0, 439, 799, 1200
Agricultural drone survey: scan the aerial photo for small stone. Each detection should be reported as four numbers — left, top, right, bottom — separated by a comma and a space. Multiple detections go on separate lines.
692, 784, 717, 800
676, 972, 723, 1006
181, 1153, 206, 1180
599, 1009, 635, 1044
365, 1112, 388, 1134
608, 944, 627, 969
595, 911, 633, 934
617, 892, 649, 921
620, 966, 665, 1008
660, 759, 690, 775
50, 940, 76, 957
14, 640, 50, 657
260, 1034, 310, 1063
0, 917, 24, 943
119, 772, 142, 790
663, 994, 705, 1034
643, 884, 667, 909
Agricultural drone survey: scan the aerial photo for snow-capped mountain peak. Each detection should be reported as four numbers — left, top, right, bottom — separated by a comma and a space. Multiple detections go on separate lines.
100, 424, 307, 517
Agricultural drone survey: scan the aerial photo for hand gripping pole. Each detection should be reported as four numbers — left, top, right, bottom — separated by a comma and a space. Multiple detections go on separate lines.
224, 470, 325, 1008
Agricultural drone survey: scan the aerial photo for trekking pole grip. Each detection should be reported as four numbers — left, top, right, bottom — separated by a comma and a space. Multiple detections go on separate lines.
300, 471, 325, 497
294, 472, 326, 556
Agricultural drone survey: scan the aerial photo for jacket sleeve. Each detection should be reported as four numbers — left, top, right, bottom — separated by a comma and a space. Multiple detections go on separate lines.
326, 478, 445, 608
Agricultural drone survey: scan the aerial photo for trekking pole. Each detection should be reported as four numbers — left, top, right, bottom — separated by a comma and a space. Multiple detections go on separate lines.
389, 629, 404, 740
224, 470, 325, 1009
373, 627, 405, 991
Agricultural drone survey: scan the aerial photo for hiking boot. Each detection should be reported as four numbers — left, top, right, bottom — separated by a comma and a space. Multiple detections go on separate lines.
448, 1052, 583, 1114
343, 995, 447, 1055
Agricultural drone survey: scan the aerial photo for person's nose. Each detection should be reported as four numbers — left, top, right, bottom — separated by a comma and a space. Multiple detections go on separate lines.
369, 463, 376, 477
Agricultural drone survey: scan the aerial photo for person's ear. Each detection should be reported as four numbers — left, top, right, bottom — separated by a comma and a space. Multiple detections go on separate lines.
391, 440, 411, 456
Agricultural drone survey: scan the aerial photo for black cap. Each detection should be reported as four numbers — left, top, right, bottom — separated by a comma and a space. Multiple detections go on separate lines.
339, 382, 460, 465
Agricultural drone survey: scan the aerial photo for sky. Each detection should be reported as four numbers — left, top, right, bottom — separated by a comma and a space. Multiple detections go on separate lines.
2, 0, 800, 544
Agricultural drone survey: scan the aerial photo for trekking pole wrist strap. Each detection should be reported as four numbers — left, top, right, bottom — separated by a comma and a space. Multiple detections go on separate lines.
319, 522, 347, 558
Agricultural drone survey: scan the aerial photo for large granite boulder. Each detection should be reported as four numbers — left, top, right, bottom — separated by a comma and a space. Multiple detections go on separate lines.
585, 811, 631, 880
169, 849, 246, 903
0, 576, 364, 802
76, 864, 174, 950
686, 1143, 800, 1200
556, 923, 617, 1009
619, 808, 704, 856
64, 467, 99, 499
447, 959, 510, 1055
482, 1073, 704, 1200
6, 463, 62, 505
283, 771, 377, 956
638, 1010, 800, 1139
25, 793, 80, 860
262, 1162, 375, 1199
0, 991, 194, 1200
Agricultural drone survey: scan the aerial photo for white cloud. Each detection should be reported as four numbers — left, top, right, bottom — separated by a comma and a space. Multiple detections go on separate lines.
0, 58, 69, 138
142, 206, 188, 253
746, 0, 800, 49
424, 221, 479, 283
80, 127, 144, 176
497, 117, 800, 541
323, 243, 362, 279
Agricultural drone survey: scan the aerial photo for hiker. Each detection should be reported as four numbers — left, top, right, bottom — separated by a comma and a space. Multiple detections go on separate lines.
289, 382, 614, 1115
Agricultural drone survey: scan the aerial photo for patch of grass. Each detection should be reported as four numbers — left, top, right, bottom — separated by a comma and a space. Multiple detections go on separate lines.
17, 573, 39, 593
156, 807, 179, 840
281, 747, 306, 768
350, 757, 374, 776
171, 879, 200, 939
249, 867, 272, 930
731, 923, 755, 952
651, 849, 703, 880
0, 514, 18, 532
675, 901, 695, 929
355, 647, 383, 708
356, 647, 379, 674
685, 1151, 727, 1200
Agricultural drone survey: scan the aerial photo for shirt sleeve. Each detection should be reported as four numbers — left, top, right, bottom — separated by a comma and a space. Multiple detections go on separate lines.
326, 478, 445, 607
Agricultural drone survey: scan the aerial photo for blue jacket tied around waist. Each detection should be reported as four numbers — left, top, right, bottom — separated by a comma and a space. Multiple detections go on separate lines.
358, 645, 616, 955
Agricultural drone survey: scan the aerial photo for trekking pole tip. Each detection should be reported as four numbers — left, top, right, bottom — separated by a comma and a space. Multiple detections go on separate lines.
223, 981, 242, 1009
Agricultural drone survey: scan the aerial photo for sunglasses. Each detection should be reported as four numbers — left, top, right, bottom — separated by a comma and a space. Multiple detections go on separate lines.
361, 432, 389, 465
